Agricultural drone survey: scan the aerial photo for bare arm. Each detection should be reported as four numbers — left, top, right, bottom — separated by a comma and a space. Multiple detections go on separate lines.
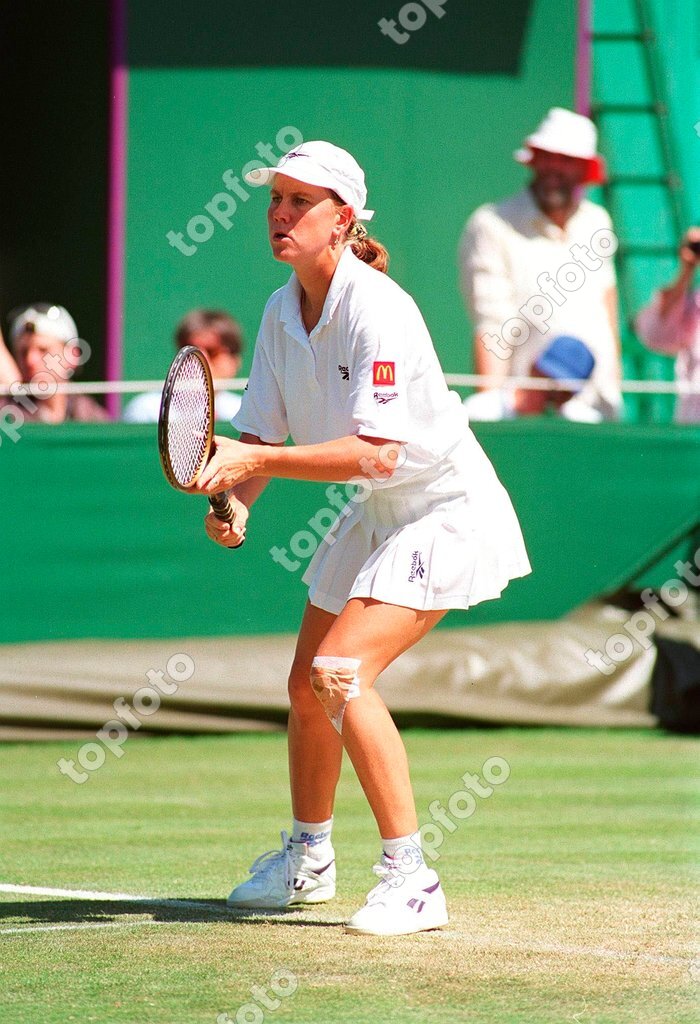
199, 433, 402, 495
604, 285, 622, 382
201, 433, 400, 550
229, 432, 397, 502
227, 432, 283, 509
659, 228, 699, 317
204, 432, 283, 549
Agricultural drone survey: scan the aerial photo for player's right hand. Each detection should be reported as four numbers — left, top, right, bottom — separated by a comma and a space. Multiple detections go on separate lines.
204, 496, 248, 548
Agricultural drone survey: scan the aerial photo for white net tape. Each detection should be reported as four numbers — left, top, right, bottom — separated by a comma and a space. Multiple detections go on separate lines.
1, 375, 698, 397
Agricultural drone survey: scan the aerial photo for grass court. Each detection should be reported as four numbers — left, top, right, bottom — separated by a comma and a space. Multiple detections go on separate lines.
1, 728, 697, 1023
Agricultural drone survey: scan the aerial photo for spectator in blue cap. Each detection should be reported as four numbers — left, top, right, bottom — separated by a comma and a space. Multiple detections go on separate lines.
464, 334, 599, 421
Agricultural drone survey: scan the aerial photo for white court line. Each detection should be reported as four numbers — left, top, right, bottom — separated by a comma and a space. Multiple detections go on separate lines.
1, 921, 169, 936
0, 883, 222, 910
0, 885, 692, 966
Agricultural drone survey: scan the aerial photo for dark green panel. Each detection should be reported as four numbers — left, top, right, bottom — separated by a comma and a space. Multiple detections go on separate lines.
0, 422, 697, 643
127, 0, 533, 75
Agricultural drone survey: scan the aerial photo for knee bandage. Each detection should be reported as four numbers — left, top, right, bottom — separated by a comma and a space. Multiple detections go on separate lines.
310, 656, 362, 735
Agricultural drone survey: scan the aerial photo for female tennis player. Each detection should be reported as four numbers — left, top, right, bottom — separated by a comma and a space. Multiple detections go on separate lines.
194, 141, 531, 935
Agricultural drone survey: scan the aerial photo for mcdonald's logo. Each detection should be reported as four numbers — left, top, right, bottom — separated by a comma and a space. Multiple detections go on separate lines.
373, 361, 396, 386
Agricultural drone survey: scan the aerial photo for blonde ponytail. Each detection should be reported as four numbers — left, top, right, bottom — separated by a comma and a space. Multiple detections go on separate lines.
346, 219, 389, 274
329, 190, 390, 273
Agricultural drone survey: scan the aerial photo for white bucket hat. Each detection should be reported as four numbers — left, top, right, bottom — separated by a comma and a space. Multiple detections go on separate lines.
514, 107, 606, 185
10, 303, 78, 347
244, 141, 375, 221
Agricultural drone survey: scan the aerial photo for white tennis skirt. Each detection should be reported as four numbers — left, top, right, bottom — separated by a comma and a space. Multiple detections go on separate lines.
303, 432, 532, 616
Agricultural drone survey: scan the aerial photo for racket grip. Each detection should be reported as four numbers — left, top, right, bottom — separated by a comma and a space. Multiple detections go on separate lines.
209, 491, 236, 524
208, 493, 244, 548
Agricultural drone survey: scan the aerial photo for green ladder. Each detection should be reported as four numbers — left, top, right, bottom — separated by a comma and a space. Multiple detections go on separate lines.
591, 0, 689, 423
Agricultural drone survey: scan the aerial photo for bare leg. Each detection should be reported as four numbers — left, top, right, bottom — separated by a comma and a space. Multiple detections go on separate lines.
287, 600, 342, 822
315, 598, 447, 839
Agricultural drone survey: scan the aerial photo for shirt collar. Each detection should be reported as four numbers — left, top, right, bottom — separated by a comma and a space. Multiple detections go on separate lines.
280, 246, 357, 341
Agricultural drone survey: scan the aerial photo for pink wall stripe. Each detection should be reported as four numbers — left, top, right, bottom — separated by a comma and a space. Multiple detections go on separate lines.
575, 0, 592, 115
105, 0, 128, 418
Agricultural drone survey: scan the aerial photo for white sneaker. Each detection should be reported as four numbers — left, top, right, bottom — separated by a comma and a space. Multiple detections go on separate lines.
227, 831, 336, 909
345, 854, 448, 935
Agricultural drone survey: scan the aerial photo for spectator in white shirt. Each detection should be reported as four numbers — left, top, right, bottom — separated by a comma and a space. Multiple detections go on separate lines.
459, 107, 622, 422
123, 308, 244, 423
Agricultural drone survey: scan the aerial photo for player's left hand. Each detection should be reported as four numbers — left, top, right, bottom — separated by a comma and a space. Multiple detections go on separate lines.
195, 435, 261, 493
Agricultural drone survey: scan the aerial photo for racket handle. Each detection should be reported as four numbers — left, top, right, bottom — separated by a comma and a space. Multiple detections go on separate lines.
208, 491, 236, 524
208, 492, 245, 548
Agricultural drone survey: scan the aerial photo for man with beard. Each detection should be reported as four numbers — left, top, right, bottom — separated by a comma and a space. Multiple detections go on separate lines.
458, 108, 621, 422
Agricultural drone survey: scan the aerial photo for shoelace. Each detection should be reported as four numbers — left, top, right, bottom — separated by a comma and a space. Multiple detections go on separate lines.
364, 859, 408, 902
247, 830, 294, 889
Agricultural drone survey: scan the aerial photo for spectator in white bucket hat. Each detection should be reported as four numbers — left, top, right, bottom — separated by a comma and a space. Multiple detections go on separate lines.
459, 108, 622, 422
513, 106, 607, 186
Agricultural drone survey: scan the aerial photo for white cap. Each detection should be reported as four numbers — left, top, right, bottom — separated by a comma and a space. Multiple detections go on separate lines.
10, 303, 78, 347
514, 107, 606, 185
244, 141, 375, 221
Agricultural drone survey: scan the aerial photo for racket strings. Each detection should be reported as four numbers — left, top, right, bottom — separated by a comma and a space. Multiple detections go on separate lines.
166, 352, 212, 487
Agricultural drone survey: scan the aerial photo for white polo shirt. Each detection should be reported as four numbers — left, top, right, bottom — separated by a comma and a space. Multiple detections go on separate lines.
233, 247, 468, 486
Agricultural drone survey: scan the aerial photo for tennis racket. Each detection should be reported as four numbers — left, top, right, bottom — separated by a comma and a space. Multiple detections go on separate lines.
158, 345, 242, 542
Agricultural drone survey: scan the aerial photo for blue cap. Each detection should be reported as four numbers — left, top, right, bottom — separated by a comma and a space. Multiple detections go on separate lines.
534, 335, 595, 390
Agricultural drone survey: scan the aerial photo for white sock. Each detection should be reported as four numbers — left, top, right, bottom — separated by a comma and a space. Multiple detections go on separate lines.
382, 834, 425, 871
292, 817, 333, 860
